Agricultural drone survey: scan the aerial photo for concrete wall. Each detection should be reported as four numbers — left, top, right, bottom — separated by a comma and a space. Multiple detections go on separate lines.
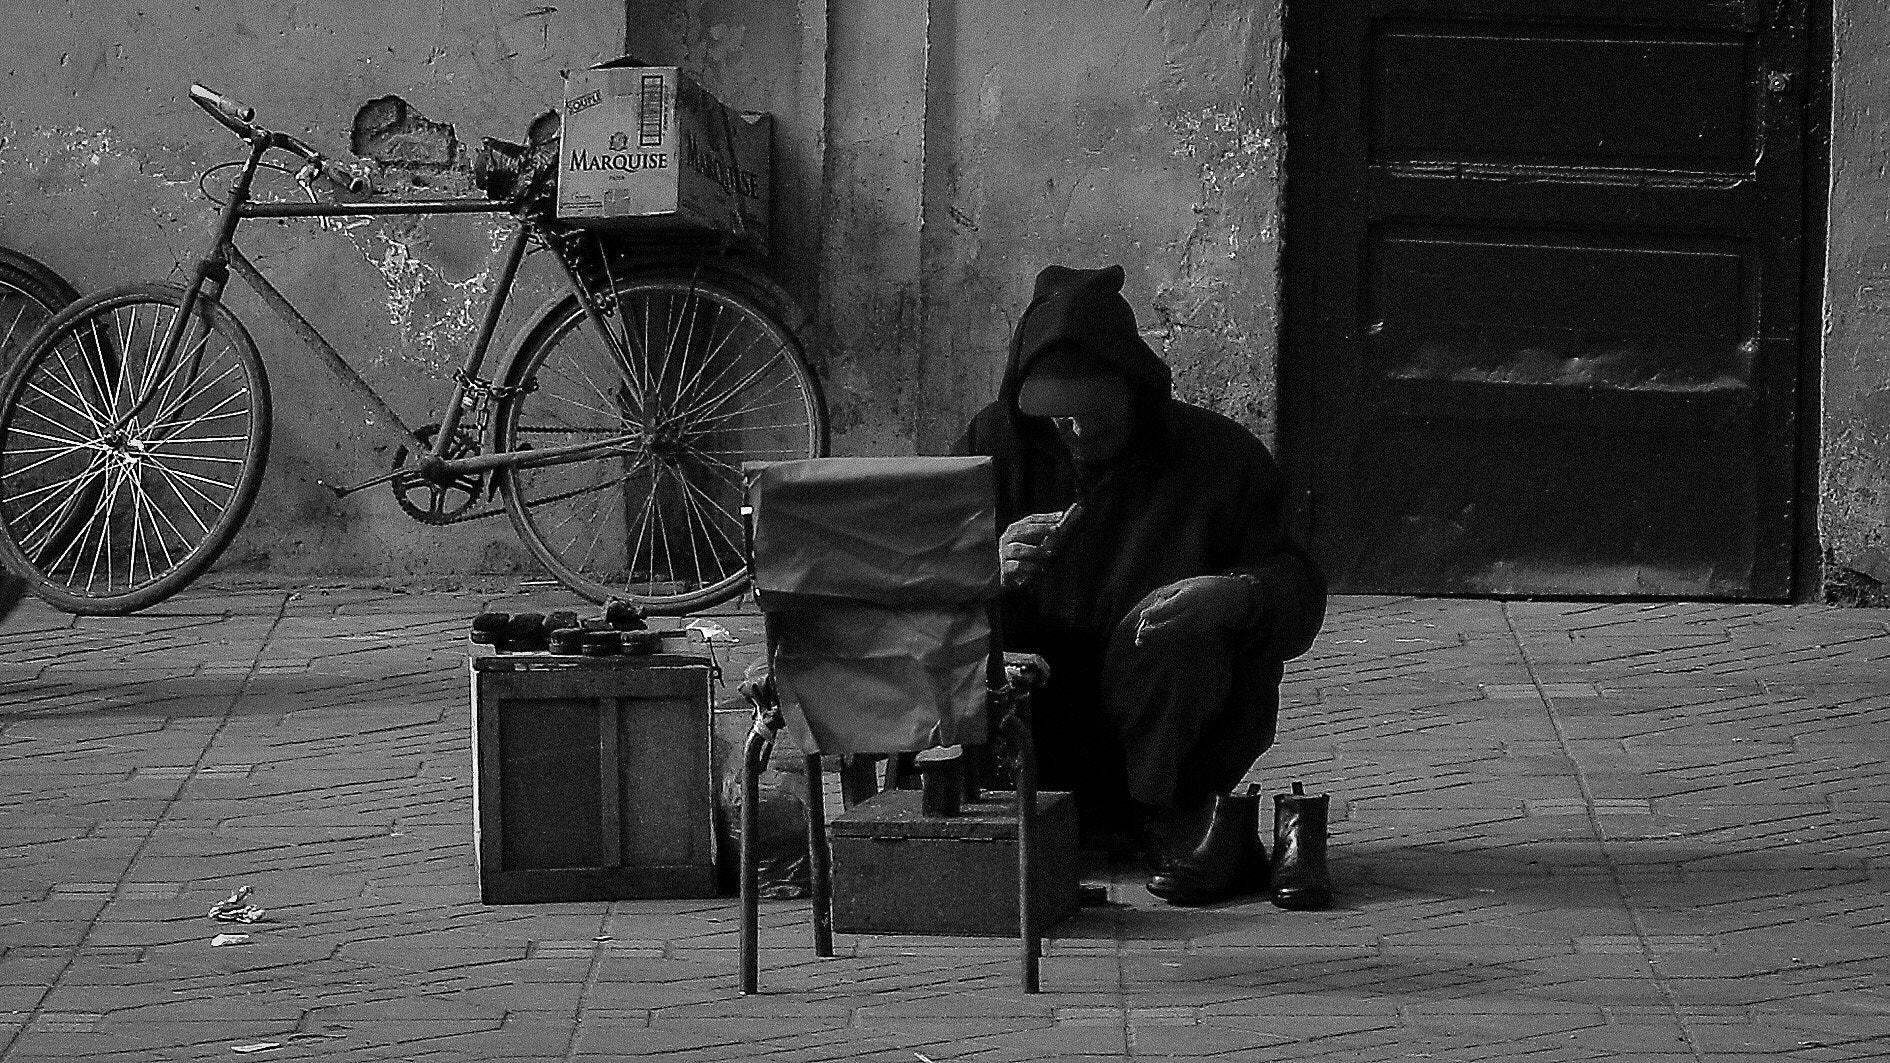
0, 0, 624, 578
1820, 0, 1890, 594
7, 0, 1883, 598
625, 0, 1286, 456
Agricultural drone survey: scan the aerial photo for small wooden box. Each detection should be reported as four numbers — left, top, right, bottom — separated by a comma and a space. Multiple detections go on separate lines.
471, 647, 719, 903
828, 789, 1080, 937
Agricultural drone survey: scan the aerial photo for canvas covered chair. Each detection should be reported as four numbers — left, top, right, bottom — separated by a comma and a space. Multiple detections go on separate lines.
737, 456, 1054, 994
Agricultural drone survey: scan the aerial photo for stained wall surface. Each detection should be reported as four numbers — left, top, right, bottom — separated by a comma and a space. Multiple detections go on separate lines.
630, 0, 1286, 456
0, 1, 624, 578
1820, 0, 1890, 592
2, 0, 1885, 599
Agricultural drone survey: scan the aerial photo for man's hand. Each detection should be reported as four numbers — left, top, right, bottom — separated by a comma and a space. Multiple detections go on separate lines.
999, 511, 1067, 590
1133, 575, 1257, 645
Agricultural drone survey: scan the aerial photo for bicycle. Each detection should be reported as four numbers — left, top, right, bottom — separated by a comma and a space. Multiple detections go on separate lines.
0, 247, 79, 364
0, 84, 827, 616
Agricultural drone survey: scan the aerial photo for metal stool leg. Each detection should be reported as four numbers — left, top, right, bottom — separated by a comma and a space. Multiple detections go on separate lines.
804, 753, 834, 957
1003, 706, 1041, 993
739, 722, 771, 995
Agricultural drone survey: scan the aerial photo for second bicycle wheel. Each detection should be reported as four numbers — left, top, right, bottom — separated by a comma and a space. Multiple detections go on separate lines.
0, 247, 79, 365
495, 266, 826, 612
0, 284, 271, 614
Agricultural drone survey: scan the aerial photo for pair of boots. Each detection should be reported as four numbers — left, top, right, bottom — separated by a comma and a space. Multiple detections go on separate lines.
1145, 783, 1332, 909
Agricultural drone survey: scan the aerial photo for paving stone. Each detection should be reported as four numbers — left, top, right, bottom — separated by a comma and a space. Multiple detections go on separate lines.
0, 591, 1885, 1060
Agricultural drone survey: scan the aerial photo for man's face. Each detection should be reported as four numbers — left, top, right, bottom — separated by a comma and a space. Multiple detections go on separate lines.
1048, 401, 1135, 463
1017, 371, 1134, 463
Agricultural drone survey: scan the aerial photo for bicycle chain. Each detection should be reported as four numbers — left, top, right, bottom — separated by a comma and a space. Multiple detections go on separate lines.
432, 457, 648, 525
425, 228, 627, 526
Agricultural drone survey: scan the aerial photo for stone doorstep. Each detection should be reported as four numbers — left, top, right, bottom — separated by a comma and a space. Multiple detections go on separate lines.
1524, 798, 1655, 815
132, 765, 254, 780
1575, 935, 1717, 954
49, 883, 182, 901
25, 1011, 102, 1033
1481, 682, 1603, 699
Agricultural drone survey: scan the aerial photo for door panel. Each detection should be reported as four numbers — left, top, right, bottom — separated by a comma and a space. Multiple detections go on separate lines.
1373, 25, 1753, 172
1282, 0, 1810, 598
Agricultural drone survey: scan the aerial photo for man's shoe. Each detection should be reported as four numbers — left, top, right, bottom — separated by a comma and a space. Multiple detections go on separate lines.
1146, 791, 1266, 906
1269, 783, 1333, 910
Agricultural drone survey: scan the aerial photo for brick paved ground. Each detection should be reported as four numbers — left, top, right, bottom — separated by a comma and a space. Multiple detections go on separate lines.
0, 584, 1883, 1061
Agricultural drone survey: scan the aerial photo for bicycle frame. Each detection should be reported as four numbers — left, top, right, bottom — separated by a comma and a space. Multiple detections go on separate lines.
159, 137, 646, 488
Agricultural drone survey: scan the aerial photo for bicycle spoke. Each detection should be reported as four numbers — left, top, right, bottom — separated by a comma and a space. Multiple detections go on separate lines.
664, 317, 792, 421
534, 366, 629, 427
667, 458, 745, 562
145, 459, 222, 536
20, 378, 110, 437
4, 420, 104, 453
677, 443, 745, 486
126, 470, 155, 588
2, 442, 106, 485
139, 359, 244, 439
657, 460, 714, 591
689, 443, 824, 459
38, 344, 113, 429
501, 271, 818, 609
74, 466, 129, 592
623, 467, 663, 589
141, 467, 206, 557
41, 348, 110, 431
664, 342, 794, 430
14, 459, 110, 560
665, 299, 734, 413
0, 289, 267, 612
153, 461, 239, 497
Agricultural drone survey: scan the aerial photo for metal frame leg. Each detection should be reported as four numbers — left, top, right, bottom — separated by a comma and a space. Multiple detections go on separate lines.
739, 723, 771, 995
1003, 703, 1041, 994
804, 754, 833, 957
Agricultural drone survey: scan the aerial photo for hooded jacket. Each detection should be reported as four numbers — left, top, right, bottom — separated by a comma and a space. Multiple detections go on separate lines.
954, 265, 1326, 665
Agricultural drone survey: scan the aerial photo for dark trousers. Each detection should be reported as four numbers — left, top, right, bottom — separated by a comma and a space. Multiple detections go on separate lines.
1021, 585, 1283, 819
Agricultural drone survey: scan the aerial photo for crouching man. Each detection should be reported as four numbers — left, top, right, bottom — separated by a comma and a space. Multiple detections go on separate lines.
954, 264, 1327, 906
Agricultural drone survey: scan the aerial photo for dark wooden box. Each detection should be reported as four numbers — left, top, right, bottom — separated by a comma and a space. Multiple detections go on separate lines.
828, 789, 1079, 937
471, 647, 719, 903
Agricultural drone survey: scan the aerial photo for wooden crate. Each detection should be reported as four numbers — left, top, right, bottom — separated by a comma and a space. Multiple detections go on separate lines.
471, 647, 719, 903
828, 789, 1080, 937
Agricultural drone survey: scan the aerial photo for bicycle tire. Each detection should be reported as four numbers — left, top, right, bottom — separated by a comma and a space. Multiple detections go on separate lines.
0, 283, 271, 614
495, 264, 827, 612
0, 247, 79, 364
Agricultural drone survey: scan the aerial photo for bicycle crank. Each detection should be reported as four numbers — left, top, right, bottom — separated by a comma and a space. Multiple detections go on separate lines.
391, 423, 488, 525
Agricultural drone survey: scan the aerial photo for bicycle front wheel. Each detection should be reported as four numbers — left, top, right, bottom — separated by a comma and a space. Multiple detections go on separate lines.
0, 284, 271, 614
0, 248, 79, 365
495, 267, 826, 612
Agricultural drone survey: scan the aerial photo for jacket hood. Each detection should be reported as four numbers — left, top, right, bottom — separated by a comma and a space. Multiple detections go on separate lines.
998, 265, 1172, 441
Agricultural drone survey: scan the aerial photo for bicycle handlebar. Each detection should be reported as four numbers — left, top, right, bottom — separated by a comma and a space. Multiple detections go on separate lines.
190, 84, 256, 138
190, 82, 368, 195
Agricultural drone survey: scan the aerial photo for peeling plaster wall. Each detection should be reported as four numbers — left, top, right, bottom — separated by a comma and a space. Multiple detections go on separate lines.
0, 0, 623, 577
630, 0, 1286, 461
919, 0, 1284, 453
1820, 0, 1890, 588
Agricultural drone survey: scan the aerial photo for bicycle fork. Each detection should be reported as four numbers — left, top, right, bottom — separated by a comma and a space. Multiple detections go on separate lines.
117, 139, 266, 434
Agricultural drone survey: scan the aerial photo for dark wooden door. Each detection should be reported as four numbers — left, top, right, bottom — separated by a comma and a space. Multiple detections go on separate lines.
1282, 0, 1812, 598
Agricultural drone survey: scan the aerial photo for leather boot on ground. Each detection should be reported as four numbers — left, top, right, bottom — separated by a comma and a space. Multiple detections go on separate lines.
1269, 783, 1333, 910
1146, 791, 1267, 906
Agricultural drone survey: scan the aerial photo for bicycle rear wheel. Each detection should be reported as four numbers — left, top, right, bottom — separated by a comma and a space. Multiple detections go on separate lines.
495, 266, 826, 612
0, 248, 79, 364
0, 284, 271, 614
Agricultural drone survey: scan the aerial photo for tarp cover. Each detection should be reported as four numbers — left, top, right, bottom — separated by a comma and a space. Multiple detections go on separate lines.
746, 457, 999, 606
745, 457, 999, 754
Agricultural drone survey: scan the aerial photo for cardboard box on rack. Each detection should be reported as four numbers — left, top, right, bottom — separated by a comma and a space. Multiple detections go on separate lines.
556, 58, 771, 252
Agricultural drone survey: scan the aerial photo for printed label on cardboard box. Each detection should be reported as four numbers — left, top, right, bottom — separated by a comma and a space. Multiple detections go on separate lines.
556, 63, 770, 251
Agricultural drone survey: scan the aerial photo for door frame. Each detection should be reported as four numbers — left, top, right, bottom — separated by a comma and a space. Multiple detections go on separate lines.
1277, 0, 1834, 602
